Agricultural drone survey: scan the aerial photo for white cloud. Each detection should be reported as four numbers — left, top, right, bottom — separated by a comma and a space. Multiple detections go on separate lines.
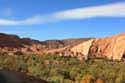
55, 2, 125, 19
0, 2, 125, 26
0, 19, 17, 25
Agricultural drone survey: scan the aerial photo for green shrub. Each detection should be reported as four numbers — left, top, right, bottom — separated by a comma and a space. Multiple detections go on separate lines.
1, 54, 125, 83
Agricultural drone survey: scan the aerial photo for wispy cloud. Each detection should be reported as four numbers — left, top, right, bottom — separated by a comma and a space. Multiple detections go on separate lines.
0, 2, 125, 26
55, 2, 125, 19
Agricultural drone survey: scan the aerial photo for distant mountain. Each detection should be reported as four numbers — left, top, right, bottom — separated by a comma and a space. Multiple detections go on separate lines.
0, 33, 92, 55
0, 33, 22, 48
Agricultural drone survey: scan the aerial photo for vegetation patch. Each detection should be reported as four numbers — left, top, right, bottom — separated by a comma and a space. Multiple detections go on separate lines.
0, 54, 125, 83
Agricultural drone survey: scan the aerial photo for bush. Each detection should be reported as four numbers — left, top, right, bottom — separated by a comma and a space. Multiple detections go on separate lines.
80, 75, 95, 83
1, 54, 125, 83
18, 61, 28, 72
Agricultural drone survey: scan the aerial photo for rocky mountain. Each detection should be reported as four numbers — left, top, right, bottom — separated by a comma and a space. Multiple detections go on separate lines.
69, 32, 125, 61
1, 32, 125, 61
0, 33, 22, 48
0, 33, 92, 55
89, 33, 125, 61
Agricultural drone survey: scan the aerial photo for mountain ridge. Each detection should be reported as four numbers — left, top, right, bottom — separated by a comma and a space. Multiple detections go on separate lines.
0, 33, 92, 55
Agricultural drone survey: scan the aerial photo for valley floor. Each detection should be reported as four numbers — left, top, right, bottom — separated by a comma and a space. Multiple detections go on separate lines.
0, 54, 125, 83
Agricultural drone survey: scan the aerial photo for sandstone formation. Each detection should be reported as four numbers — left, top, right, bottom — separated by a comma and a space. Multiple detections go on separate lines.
54, 33, 125, 61
0, 32, 125, 61
112, 33, 125, 61
89, 33, 125, 61
70, 39, 94, 60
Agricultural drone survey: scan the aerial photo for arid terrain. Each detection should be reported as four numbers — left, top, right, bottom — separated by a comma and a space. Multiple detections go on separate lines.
0, 32, 125, 61
0, 33, 125, 83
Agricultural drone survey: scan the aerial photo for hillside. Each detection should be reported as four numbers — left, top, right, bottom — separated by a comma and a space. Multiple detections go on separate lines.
0, 32, 125, 61
0, 33, 92, 55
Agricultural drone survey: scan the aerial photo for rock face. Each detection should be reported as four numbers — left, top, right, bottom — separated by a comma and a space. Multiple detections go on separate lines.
89, 33, 125, 61
89, 37, 114, 59
52, 32, 125, 61
70, 39, 94, 60
112, 33, 125, 61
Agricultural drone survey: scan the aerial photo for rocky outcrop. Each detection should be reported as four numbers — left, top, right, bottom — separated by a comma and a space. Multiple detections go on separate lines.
89, 37, 114, 59
52, 32, 125, 61
112, 33, 125, 61
70, 39, 94, 60
89, 33, 125, 61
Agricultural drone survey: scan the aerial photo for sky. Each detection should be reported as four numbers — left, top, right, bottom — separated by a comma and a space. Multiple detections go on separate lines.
0, 0, 125, 40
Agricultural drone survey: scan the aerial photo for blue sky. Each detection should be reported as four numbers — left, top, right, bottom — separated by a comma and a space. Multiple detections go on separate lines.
0, 0, 125, 40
